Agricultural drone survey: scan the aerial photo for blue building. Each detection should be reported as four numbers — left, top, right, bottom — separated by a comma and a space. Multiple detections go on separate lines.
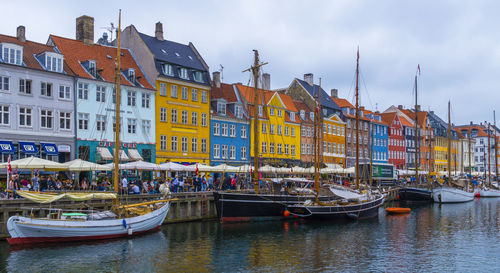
210, 75, 250, 166
366, 113, 388, 164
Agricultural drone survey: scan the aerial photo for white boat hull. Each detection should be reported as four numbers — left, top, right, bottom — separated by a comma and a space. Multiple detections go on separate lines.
432, 187, 474, 203
7, 202, 170, 245
478, 188, 500, 197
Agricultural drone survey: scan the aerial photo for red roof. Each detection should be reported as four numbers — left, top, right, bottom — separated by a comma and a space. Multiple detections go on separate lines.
380, 112, 398, 126
293, 101, 313, 124
50, 35, 153, 89
331, 97, 354, 108
399, 115, 413, 128
211, 83, 237, 102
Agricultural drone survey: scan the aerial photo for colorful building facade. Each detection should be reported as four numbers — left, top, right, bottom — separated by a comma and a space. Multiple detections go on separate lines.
322, 114, 346, 166
381, 113, 405, 169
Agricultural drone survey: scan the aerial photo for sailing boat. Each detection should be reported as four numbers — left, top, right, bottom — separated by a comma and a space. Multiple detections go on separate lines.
398, 66, 433, 202
286, 49, 384, 220
478, 117, 500, 197
213, 50, 338, 222
432, 101, 475, 203
6, 11, 171, 245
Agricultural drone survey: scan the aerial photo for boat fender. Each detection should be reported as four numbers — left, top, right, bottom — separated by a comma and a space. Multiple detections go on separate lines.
127, 228, 133, 235
122, 219, 127, 229
283, 210, 290, 217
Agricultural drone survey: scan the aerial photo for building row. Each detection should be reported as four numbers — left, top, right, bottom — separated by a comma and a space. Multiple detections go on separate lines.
0, 15, 499, 176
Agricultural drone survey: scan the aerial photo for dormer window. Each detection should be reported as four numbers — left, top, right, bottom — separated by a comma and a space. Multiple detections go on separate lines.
179, 68, 188, 79
163, 64, 173, 76
300, 110, 305, 120
235, 105, 242, 119
128, 68, 136, 83
258, 105, 263, 117
217, 101, 226, 115
88, 60, 96, 78
310, 112, 314, 120
194, 71, 203, 82
290, 112, 295, 122
1, 43, 23, 65
323, 109, 327, 116
45, 52, 64, 73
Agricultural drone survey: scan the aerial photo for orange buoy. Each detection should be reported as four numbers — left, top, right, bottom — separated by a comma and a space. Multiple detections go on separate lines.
283, 210, 290, 217
385, 207, 411, 214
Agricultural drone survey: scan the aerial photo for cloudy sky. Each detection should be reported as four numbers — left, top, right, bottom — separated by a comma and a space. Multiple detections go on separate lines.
2, 0, 498, 125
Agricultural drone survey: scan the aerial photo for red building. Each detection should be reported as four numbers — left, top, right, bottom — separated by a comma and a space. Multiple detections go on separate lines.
381, 113, 406, 169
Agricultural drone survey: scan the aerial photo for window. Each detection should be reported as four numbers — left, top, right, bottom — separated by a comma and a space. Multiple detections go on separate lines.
58, 85, 70, 99
277, 109, 282, 117
128, 69, 135, 82
127, 91, 136, 106
270, 143, 275, 154
262, 142, 267, 153
277, 125, 282, 135
160, 107, 167, 122
96, 114, 106, 131
241, 126, 248, 138
0, 105, 9, 125
307, 127, 311, 137
214, 144, 220, 158
307, 144, 311, 155
201, 91, 207, 103
217, 102, 226, 115
222, 123, 228, 136
269, 108, 275, 116
94, 85, 105, 102
78, 113, 89, 130
2, 44, 22, 65
258, 106, 263, 117
171, 109, 177, 123
291, 127, 295, 137
181, 137, 188, 152
291, 145, 296, 156
41, 82, 52, 97
181, 87, 188, 100
241, 147, 247, 160
201, 113, 207, 127
191, 112, 198, 125
301, 127, 305, 137
300, 110, 305, 120
262, 123, 267, 134
235, 105, 242, 119
290, 112, 295, 121
88, 60, 96, 77
0, 76, 9, 91
171, 85, 178, 98
142, 120, 151, 134
171, 136, 178, 151
229, 146, 236, 159
142, 93, 151, 108
310, 112, 314, 120
181, 110, 188, 124
270, 124, 275, 135
180, 68, 188, 79
230, 124, 236, 137
191, 138, 197, 152
19, 107, 31, 127
222, 145, 228, 159
59, 112, 71, 130
285, 126, 289, 136
277, 143, 282, 154
285, 144, 289, 155
214, 123, 220, 135
302, 144, 306, 154
40, 109, 53, 129
160, 83, 167, 96
201, 139, 207, 153
19, 79, 32, 94
194, 71, 203, 82
191, 89, 198, 101
163, 64, 173, 76
78, 83, 88, 100
127, 118, 137, 134
160, 135, 167, 151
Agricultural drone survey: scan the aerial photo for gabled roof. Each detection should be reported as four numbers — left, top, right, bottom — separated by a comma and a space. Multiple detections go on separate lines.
380, 112, 398, 127
279, 93, 298, 112
331, 97, 354, 109
295, 78, 340, 111
454, 125, 489, 137
235, 83, 273, 106
50, 35, 153, 89
211, 83, 238, 103
399, 115, 414, 128
0, 34, 74, 75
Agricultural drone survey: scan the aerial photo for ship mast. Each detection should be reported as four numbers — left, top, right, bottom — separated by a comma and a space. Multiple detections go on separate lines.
355, 48, 360, 190
468, 122, 473, 188
414, 67, 419, 185
488, 122, 491, 187
447, 101, 452, 186
314, 78, 322, 204
495, 111, 499, 182
113, 10, 122, 205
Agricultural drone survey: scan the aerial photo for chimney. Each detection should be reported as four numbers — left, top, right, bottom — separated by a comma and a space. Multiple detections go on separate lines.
360, 106, 365, 111
262, 73, 271, 90
155, 22, 164, 41
304, 73, 313, 86
76, 15, 94, 45
416, 104, 421, 111
398, 105, 403, 110
16, 26, 26, 42
331, 89, 338, 98
212, 71, 221, 88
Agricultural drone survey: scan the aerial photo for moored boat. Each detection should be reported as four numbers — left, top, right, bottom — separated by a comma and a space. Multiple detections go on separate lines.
477, 187, 500, 197
398, 187, 433, 202
432, 186, 474, 203
385, 207, 411, 214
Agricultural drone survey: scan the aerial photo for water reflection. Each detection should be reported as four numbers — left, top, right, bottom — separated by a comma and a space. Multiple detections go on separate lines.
1, 199, 499, 272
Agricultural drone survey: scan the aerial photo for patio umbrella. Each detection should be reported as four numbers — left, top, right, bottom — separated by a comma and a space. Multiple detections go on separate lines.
159, 162, 190, 171
116, 160, 161, 171
62, 159, 112, 171
0, 156, 67, 170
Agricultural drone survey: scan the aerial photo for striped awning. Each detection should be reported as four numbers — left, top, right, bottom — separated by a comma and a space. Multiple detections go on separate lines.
127, 149, 143, 161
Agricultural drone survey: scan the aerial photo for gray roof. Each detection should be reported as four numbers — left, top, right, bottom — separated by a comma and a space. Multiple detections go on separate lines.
296, 79, 341, 112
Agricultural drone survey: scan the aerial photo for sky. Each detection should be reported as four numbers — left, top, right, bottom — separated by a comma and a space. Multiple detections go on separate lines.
2, 0, 499, 125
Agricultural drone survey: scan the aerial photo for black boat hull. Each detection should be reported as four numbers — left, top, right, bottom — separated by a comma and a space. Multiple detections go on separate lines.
286, 195, 385, 220
398, 187, 433, 202
213, 191, 338, 222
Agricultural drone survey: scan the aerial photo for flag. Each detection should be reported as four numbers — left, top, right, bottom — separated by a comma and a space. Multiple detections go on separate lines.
7, 155, 11, 175
36, 169, 39, 176
290, 166, 293, 175
195, 163, 199, 176
417, 64, 421, 76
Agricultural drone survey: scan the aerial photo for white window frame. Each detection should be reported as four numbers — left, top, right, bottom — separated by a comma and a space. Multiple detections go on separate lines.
160, 135, 167, 151
78, 83, 88, 100
214, 123, 220, 136
59, 112, 71, 130
191, 112, 198, 125
181, 110, 188, 124
96, 114, 106, 131
0, 105, 9, 125
181, 87, 188, 100
160, 107, 167, 122
18, 107, 31, 127
40, 109, 53, 129
201, 113, 207, 127
19, 79, 32, 95
127, 91, 136, 106
0, 76, 9, 92
78, 112, 89, 130
142, 93, 151, 108
191, 137, 197, 153
229, 124, 236, 137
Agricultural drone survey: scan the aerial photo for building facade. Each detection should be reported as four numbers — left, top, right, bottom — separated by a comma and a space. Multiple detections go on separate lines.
322, 113, 346, 166
294, 101, 314, 167
381, 113, 405, 169
0, 27, 75, 166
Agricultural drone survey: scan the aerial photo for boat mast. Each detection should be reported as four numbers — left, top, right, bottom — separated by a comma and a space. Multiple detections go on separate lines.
495, 111, 499, 182
468, 122, 472, 187
314, 78, 322, 204
488, 122, 491, 187
113, 9, 122, 205
414, 68, 419, 185
355, 48, 360, 190
447, 101, 452, 186
369, 118, 373, 188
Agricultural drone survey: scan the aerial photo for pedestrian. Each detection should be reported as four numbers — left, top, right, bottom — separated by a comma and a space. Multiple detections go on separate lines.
201, 175, 207, 191
172, 175, 179, 193
32, 175, 40, 192
208, 175, 213, 191
121, 176, 128, 194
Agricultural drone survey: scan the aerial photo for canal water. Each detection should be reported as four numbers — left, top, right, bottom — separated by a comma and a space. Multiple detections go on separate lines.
0, 198, 499, 272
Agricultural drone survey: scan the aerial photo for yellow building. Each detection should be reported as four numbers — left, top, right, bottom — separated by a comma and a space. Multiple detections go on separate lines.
236, 84, 301, 166
323, 114, 346, 166
434, 136, 448, 172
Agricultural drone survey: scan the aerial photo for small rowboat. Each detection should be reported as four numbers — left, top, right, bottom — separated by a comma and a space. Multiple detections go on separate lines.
385, 207, 411, 214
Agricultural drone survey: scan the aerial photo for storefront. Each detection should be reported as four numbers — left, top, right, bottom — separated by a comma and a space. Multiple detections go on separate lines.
0, 139, 74, 164
76, 140, 155, 164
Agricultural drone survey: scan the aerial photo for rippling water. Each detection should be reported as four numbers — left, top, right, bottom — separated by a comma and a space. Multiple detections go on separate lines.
1, 198, 499, 272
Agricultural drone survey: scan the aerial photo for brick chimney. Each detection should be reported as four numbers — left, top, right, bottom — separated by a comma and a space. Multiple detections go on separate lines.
76, 15, 94, 45
155, 22, 164, 41
212, 71, 221, 88
398, 105, 403, 110
16, 26, 26, 42
262, 73, 271, 90
330, 89, 338, 98
416, 104, 421, 111
304, 73, 313, 86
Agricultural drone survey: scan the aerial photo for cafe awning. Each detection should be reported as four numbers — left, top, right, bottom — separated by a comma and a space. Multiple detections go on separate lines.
41, 143, 59, 155
19, 142, 38, 155
0, 141, 15, 154
96, 147, 113, 161
127, 149, 143, 161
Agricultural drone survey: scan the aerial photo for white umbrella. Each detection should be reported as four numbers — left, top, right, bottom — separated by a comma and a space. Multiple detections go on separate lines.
213, 164, 240, 173
159, 162, 189, 171
292, 166, 306, 174
0, 156, 67, 170
343, 167, 355, 174
62, 159, 112, 171
259, 165, 276, 173
118, 160, 161, 171
237, 164, 254, 173
276, 167, 291, 174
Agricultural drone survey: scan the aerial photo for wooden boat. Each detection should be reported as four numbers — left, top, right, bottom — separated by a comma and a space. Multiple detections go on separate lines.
6, 12, 171, 245
398, 187, 433, 202
477, 187, 500, 197
385, 207, 411, 214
